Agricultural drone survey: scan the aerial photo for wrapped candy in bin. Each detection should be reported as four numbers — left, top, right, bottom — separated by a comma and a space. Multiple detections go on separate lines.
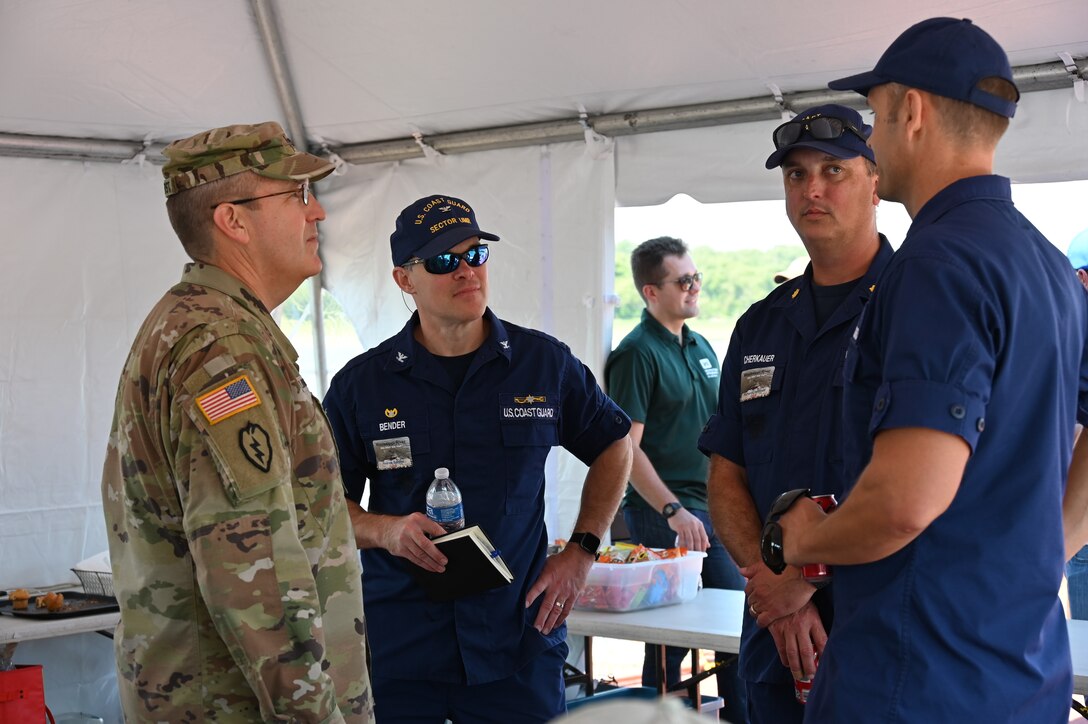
572, 548, 706, 612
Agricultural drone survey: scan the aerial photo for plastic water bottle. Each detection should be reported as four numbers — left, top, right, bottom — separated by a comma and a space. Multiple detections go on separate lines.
426, 467, 464, 533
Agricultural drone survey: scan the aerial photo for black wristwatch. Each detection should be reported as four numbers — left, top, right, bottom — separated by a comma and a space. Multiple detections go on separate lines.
662, 502, 683, 519
760, 488, 811, 575
568, 531, 601, 557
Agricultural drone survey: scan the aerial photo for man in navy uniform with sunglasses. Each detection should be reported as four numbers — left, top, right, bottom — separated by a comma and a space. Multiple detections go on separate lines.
324, 194, 633, 723
770, 18, 1088, 722
697, 104, 892, 723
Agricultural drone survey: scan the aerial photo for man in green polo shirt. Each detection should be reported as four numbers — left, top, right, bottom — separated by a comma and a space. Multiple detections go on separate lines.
605, 236, 747, 722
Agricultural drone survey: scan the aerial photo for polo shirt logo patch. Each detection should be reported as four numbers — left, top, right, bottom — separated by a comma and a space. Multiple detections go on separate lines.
740, 366, 774, 402
196, 374, 261, 425
239, 422, 273, 472
699, 358, 719, 379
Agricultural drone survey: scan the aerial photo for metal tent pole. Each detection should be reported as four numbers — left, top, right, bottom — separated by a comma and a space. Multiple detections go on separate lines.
251, 0, 330, 396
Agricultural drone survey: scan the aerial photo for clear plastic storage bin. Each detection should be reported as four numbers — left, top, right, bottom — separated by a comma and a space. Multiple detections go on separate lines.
573, 551, 706, 612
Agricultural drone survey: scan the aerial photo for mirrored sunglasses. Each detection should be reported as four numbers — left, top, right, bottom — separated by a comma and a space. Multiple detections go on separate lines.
772, 116, 868, 149
403, 244, 490, 275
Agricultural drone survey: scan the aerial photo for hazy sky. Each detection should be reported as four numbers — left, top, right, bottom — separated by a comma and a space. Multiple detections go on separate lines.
616, 179, 1088, 256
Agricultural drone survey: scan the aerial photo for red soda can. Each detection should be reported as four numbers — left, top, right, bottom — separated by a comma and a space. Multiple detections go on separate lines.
800, 494, 838, 588
794, 673, 814, 704
794, 653, 820, 704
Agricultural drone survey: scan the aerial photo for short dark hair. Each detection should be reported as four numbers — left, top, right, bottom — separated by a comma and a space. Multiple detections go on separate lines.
931, 76, 1016, 142
885, 78, 1015, 144
631, 236, 689, 302
165, 171, 260, 261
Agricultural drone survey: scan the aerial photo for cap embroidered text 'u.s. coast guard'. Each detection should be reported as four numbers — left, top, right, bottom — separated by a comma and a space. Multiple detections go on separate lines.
390, 195, 500, 266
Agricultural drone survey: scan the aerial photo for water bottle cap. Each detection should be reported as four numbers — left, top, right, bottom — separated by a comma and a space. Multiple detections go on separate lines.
434, 467, 449, 478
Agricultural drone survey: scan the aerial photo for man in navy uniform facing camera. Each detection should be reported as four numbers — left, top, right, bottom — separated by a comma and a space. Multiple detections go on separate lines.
324, 194, 633, 723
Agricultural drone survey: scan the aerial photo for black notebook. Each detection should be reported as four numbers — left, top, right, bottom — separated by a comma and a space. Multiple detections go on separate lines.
410, 525, 514, 601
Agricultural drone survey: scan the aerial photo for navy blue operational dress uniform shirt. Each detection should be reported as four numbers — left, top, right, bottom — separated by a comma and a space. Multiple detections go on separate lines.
324, 308, 631, 685
698, 235, 893, 686
812, 176, 1088, 722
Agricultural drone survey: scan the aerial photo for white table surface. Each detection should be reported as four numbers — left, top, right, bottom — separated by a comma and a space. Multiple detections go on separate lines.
569, 588, 1088, 697
1, 589, 1085, 695
566, 588, 743, 653
1069, 618, 1088, 696
0, 609, 120, 645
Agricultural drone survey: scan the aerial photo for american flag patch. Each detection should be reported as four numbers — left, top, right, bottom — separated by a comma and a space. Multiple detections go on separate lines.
196, 374, 261, 425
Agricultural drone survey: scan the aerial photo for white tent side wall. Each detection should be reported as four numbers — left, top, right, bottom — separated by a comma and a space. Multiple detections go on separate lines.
0, 156, 188, 719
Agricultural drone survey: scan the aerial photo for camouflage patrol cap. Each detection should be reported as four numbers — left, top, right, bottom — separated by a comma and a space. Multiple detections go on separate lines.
161, 121, 335, 197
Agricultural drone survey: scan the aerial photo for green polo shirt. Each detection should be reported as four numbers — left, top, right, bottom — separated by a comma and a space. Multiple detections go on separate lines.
605, 309, 720, 512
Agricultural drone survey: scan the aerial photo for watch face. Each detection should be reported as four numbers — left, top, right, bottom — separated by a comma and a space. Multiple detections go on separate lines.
572, 532, 600, 554
662, 502, 681, 519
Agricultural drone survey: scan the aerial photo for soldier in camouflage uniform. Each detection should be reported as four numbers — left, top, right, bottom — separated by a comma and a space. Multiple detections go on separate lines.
101, 122, 374, 723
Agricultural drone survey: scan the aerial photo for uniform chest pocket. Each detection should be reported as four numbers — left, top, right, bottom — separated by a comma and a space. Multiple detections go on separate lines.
361, 413, 432, 505
739, 361, 785, 465
499, 392, 559, 514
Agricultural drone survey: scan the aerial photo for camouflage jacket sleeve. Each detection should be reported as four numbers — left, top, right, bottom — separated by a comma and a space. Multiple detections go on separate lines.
167, 327, 355, 723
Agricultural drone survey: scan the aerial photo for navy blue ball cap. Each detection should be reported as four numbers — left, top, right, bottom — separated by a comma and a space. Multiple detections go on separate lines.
828, 17, 1018, 118
391, 194, 500, 266
765, 104, 874, 170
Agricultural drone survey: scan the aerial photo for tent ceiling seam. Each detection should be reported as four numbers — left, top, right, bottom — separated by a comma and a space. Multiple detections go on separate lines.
1, 57, 1084, 167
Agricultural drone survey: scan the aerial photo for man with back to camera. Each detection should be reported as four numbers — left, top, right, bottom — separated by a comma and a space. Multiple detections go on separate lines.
323, 194, 633, 723
770, 18, 1088, 721
101, 122, 374, 722
604, 236, 748, 721
696, 104, 893, 723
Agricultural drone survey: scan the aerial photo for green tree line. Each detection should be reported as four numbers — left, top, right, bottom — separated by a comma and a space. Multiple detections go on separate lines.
613, 241, 805, 321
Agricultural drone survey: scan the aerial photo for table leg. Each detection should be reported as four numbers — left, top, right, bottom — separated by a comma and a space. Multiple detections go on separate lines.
585, 636, 595, 696
689, 647, 702, 710
655, 644, 667, 695
0, 642, 16, 671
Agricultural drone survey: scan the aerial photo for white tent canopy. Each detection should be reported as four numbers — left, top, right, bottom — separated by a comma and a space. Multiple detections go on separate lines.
2, 1, 1086, 719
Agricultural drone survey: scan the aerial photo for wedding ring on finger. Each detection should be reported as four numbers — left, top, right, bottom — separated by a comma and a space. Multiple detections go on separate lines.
554, 601, 564, 610
749, 604, 758, 617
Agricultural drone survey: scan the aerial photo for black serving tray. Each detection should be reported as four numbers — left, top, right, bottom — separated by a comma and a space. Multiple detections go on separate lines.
0, 591, 118, 618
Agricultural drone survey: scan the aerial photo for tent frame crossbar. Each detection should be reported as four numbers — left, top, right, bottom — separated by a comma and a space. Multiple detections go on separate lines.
0, 57, 1083, 167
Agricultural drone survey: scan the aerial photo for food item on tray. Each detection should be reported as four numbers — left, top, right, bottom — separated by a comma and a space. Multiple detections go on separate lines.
36, 591, 65, 612
10, 588, 30, 610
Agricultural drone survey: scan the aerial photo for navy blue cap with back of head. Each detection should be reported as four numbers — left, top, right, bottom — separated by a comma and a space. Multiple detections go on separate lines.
827, 17, 1018, 118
